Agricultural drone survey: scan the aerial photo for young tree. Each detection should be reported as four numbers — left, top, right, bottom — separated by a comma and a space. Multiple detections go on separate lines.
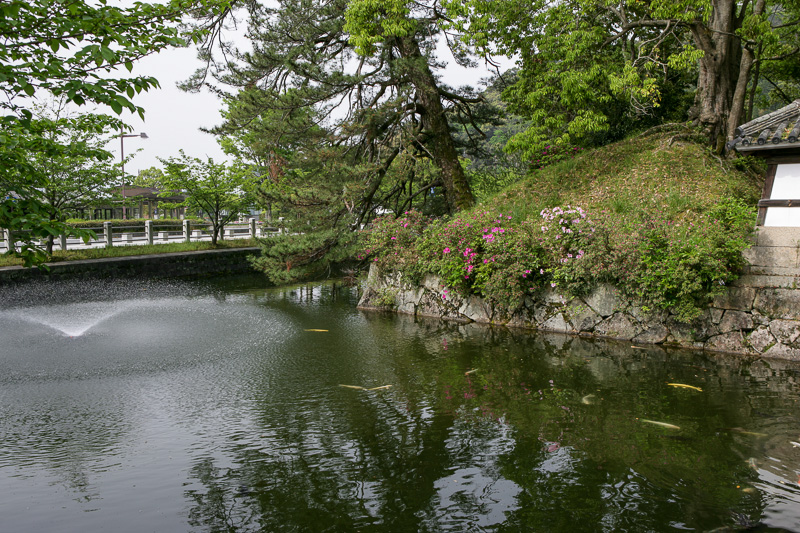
159, 152, 258, 245
26, 104, 120, 254
448, 0, 800, 155
0, 0, 225, 265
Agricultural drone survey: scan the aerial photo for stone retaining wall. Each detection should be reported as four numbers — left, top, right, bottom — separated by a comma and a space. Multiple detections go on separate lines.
0, 247, 260, 284
358, 227, 800, 360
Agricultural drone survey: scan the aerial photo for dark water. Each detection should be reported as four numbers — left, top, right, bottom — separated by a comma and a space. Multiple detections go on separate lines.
1, 276, 800, 532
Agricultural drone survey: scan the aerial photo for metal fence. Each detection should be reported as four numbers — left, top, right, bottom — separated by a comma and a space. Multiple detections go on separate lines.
1, 219, 279, 253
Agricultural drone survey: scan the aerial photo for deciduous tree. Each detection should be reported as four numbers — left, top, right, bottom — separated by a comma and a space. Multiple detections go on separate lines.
448, 0, 800, 154
0, 0, 226, 265
159, 152, 258, 245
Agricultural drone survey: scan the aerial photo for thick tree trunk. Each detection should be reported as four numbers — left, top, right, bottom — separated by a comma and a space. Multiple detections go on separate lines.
687, 0, 742, 152
397, 36, 475, 213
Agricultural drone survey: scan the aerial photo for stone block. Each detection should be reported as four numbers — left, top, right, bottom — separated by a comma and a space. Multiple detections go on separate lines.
754, 226, 800, 247
533, 302, 556, 325
540, 313, 572, 333
769, 320, 800, 347
753, 288, 800, 319
734, 274, 800, 289
705, 331, 752, 354
594, 313, 640, 341
743, 246, 799, 268
422, 274, 441, 291
666, 312, 719, 343
542, 288, 567, 304
709, 308, 724, 324
459, 295, 492, 324
748, 326, 776, 354
764, 343, 800, 361
396, 288, 423, 315
718, 310, 755, 333
583, 284, 619, 317
633, 324, 669, 344
565, 301, 601, 332
713, 287, 756, 311
505, 311, 533, 329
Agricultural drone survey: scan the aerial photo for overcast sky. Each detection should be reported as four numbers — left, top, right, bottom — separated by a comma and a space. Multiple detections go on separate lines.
112, 45, 228, 175
112, 28, 509, 177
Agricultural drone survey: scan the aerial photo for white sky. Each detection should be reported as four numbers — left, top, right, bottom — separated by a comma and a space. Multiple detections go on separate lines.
111, 27, 509, 176
112, 45, 229, 175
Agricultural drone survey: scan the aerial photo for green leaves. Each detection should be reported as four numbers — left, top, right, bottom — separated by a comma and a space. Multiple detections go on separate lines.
344, 0, 415, 55
0, 0, 233, 266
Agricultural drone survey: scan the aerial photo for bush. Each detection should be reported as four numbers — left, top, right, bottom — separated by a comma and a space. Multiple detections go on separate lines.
361, 198, 755, 321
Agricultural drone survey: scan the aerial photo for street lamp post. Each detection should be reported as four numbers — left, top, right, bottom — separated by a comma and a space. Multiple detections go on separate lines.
119, 129, 148, 220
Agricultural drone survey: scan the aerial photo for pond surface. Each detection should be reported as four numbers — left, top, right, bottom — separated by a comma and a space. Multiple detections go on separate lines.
1, 276, 800, 532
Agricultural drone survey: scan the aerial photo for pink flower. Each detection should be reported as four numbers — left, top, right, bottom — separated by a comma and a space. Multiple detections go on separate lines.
443, 247, 450, 254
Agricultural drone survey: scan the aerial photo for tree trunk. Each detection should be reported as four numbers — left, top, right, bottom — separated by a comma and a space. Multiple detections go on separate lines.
687, 0, 742, 152
728, 0, 767, 141
397, 36, 475, 213
746, 42, 763, 122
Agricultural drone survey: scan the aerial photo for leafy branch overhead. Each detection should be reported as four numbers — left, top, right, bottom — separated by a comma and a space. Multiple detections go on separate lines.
447, 0, 800, 156
0, 0, 230, 266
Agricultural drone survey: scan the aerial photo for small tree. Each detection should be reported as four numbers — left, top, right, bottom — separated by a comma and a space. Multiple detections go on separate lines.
0, 0, 224, 266
159, 152, 258, 245
27, 104, 119, 253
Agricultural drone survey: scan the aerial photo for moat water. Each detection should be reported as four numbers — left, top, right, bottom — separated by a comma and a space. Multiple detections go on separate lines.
1, 275, 799, 532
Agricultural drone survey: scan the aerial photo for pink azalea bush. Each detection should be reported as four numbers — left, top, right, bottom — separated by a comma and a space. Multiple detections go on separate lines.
360, 198, 754, 320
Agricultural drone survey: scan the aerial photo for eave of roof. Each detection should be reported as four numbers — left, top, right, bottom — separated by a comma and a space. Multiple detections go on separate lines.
730, 99, 800, 153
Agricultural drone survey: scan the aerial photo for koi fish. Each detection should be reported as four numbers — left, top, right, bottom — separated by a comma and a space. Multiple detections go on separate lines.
339, 384, 393, 391
305, 329, 328, 332
581, 394, 596, 405
790, 441, 800, 448
464, 369, 478, 375
746, 458, 758, 471
667, 383, 703, 392
727, 428, 768, 438
639, 418, 681, 430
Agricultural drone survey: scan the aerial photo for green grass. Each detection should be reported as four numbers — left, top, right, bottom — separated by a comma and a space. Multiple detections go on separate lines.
483, 132, 763, 221
0, 239, 259, 268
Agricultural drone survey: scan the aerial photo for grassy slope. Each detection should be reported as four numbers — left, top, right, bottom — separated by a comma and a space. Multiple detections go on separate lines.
482, 133, 761, 221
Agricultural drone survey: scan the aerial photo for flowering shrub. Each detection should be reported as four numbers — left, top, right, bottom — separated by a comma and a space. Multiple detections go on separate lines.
359, 198, 754, 320
359, 210, 431, 274
618, 198, 754, 321
412, 210, 549, 309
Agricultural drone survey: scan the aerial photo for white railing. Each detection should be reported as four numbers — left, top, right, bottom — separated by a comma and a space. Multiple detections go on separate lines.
0, 218, 280, 253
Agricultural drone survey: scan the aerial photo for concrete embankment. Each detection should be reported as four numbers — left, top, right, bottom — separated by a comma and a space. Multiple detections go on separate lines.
0, 247, 260, 284
358, 227, 800, 360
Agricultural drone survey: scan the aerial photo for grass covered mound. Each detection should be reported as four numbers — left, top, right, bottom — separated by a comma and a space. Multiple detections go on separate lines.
361, 133, 761, 322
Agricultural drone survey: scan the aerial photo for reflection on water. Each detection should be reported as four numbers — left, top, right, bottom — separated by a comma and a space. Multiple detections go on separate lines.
1, 276, 800, 532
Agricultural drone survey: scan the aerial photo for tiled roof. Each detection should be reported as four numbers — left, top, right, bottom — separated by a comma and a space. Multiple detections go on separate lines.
730, 99, 800, 152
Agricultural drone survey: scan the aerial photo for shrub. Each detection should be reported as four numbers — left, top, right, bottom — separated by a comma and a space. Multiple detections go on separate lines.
360, 198, 755, 321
